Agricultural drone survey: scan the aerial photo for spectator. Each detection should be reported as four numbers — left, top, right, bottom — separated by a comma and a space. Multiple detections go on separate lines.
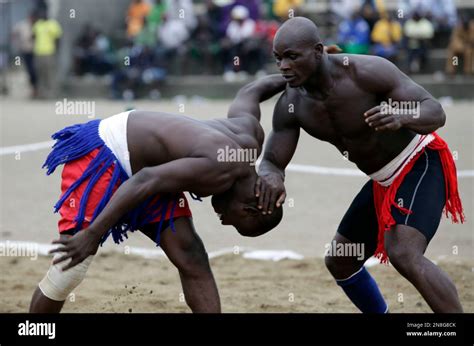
371, 12, 402, 61
32, 8, 62, 99
165, 0, 197, 32
360, 1, 379, 35
135, 16, 159, 48
223, 5, 266, 80
330, 0, 362, 22
12, 11, 37, 98
189, 14, 222, 74
73, 25, 114, 76
147, 0, 167, 33
157, 13, 191, 74
111, 43, 166, 99
445, 17, 474, 75
273, 0, 304, 21
127, 0, 151, 38
338, 8, 371, 54
404, 11, 434, 73
219, 0, 261, 37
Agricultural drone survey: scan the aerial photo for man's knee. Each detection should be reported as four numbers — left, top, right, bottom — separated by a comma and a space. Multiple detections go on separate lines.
325, 253, 364, 280
385, 242, 421, 276
38, 253, 94, 301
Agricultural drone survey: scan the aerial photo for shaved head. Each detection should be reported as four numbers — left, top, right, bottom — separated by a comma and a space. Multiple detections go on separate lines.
272, 17, 325, 87
274, 17, 322, 48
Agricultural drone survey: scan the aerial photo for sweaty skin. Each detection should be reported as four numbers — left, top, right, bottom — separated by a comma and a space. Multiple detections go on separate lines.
50, 75, 287, 270
257, 17, 463, 314
257, 17, 445, 213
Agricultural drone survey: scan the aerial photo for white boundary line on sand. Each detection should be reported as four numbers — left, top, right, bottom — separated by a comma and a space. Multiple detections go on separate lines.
0, 241, 312, 263
1, 141, 473, 177
0, 241, 385, 266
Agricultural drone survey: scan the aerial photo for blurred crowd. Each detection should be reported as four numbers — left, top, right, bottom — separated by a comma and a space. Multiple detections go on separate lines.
332, 0, 474, 74
11, 0, 474, 100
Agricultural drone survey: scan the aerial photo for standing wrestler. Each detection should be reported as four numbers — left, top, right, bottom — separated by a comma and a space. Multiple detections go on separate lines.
257, 17, 464, 313
29, 75, 286, 313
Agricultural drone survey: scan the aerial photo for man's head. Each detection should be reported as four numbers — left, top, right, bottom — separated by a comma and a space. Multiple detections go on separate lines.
211, 172, 283, 237
273, 17, 324, 87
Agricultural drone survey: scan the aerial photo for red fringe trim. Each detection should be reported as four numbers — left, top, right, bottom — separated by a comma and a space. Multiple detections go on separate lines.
372, 133, 465, 264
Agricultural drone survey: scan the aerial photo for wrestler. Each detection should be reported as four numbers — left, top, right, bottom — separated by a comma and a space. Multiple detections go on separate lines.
257, 17, 464, 313
29, 74, 286, 313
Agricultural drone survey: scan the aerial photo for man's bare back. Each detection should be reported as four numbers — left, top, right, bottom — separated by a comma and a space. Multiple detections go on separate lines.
127, 111, 263, 175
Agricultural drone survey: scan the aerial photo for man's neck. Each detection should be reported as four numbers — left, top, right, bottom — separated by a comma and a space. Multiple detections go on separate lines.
303, 53, 335, 99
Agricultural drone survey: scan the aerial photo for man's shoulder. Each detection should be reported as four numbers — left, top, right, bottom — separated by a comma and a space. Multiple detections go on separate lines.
333, 54, 399, 85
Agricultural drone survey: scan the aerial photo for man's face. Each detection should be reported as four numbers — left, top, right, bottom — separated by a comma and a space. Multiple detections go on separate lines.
211, 174, 282, 237
211, 177, 259, 228
272, 39, 322, 87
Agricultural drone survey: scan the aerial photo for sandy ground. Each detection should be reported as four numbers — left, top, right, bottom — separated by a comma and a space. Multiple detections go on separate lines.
0, 252, 472, 313
0, 73, 473, 312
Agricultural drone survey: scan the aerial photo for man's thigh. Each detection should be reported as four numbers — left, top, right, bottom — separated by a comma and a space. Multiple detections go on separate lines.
336, 180, 379, 257
392, 148, 446, 244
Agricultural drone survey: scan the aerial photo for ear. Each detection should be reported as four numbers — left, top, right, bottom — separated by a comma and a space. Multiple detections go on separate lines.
243, 205, 260, 216
314, 42, 324, 59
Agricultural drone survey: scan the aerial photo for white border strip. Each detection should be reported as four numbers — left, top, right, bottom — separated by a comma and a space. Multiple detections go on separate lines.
0, 241, 303, 262
1, 141, 473, 177
0, 141, 54, 155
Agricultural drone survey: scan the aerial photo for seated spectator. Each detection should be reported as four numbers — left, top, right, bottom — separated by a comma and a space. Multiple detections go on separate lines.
111, 43, 166, 99
73, 25, 114, 76
273, 0, 304, 21
219, 0, 261, 37
371, 12, 402, 62
445, 17, 474, 75
404, 11, 434, 73
157, 14, 191, 74
164, 0, 197, 32
127, 0, 151, 38
338, 8, 371, 54
223, 5, 265, 80
189, 14, 222, 74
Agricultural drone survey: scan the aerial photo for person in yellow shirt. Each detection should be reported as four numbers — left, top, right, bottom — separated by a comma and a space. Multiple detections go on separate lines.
273, 0, 304, 21
371, 12, 401, 62
32, 9, 62, 99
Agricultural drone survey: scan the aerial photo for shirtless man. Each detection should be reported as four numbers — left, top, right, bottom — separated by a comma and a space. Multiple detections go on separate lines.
256, 17, 464, 313
29, 75, 285, 313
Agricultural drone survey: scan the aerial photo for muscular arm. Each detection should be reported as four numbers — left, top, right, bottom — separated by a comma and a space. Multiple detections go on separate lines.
259, 93, 300, 178
227, 74, 287, 121
89, 157, 234, 239
256, 92, 300, 212
360, 56, 446, 134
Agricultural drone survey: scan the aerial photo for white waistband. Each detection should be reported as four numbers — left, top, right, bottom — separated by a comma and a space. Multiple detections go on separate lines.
369, 133, 434, 187
98, 110, 133, 178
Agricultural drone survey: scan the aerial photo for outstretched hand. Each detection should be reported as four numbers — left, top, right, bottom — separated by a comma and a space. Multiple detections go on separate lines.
49, 229, 101, 271
255, 173, 286, 214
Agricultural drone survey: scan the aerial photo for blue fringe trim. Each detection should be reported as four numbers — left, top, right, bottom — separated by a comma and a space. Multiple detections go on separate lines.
43, 119, 198, 246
